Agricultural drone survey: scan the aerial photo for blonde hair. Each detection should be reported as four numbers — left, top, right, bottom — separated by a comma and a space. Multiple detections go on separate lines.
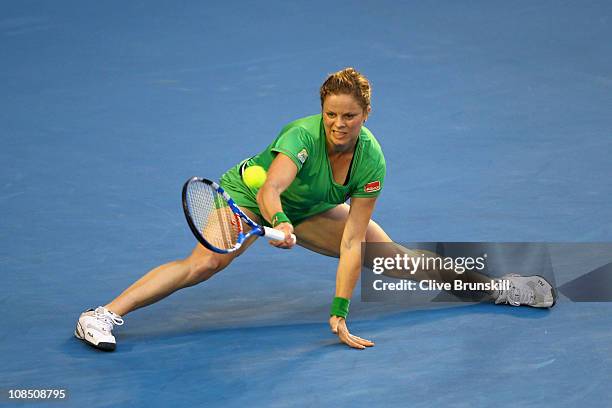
319, 67, 371, 111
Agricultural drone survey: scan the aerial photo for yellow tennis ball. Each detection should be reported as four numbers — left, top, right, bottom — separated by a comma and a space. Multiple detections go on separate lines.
242, 165, 267, 189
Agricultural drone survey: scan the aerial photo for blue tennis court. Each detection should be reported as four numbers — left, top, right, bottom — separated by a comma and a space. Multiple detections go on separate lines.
2, 1, 611, 406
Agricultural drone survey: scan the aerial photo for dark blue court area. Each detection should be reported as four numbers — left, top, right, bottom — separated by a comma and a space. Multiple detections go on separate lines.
2, 1, 611, 407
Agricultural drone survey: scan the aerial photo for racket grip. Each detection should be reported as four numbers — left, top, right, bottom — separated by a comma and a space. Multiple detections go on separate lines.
263, 226, 297, 244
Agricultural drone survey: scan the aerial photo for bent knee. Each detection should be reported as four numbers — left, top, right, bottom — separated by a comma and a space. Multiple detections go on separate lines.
184, 253, 229, 285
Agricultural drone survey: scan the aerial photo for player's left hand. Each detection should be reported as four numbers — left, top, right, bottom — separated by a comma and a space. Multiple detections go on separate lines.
329, 316, 375, 349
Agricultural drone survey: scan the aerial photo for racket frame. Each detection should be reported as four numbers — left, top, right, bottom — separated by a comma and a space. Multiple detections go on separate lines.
182, 177, 279, 254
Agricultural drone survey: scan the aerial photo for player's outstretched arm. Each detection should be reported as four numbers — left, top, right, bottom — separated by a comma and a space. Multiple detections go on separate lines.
330, 196, 377, 349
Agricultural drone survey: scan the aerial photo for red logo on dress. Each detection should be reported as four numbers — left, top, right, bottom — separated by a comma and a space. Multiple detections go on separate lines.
364, 180, 380, 193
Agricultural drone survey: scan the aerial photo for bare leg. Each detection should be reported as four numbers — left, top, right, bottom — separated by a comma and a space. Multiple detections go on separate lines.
105, 207, 261, 316
295, 204, 492, 287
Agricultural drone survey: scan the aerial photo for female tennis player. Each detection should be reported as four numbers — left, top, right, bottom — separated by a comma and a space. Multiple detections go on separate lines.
75, 68, 555, 351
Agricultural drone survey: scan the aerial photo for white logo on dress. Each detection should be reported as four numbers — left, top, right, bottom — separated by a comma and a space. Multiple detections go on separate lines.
297, 149, 308, 164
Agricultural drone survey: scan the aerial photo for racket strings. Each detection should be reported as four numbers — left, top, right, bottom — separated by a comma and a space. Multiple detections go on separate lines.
185, 181, 240, 250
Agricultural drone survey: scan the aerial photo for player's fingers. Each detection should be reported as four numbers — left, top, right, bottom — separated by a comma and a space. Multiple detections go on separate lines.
277, 223, 294, 239
350, 334, 375, 347
348, 333, 369, 342
335, 320, 370, 349
279, 232, 295, 248
285, 237, 296, 247
268, 229, 295, 249
336, 322, 363, 348
268, 240, 291, 249
339, 331, 366, 349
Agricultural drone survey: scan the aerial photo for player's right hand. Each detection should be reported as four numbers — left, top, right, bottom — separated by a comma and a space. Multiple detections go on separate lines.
269, 222, 296, 249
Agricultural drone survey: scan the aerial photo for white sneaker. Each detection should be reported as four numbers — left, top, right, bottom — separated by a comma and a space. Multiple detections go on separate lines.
75, 307, 124, 351
493, 274, 557, 308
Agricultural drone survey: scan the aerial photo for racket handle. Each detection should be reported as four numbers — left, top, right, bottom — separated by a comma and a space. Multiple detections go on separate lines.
263, 226, 297, 244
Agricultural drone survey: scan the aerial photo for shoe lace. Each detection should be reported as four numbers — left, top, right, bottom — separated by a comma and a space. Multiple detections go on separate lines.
94, 308, 124, 332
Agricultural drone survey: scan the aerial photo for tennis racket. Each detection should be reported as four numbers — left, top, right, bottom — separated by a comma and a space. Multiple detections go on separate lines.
182, 177, 296, 254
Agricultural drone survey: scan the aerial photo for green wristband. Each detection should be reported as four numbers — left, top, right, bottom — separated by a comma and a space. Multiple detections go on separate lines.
271, 211, 291, 227
330, 297, 350, 318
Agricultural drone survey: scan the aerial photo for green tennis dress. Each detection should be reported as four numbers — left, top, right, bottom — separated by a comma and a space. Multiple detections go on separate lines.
219, 114, 386, 226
